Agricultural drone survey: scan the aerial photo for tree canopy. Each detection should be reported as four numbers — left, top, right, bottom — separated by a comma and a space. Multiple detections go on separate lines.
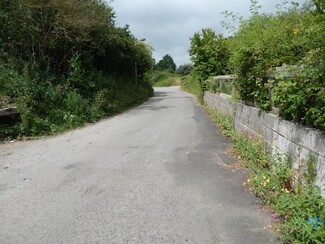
0, 0, 153, 77
0, 0, 154, 138
189, 29, 230, 81
176, 63, 193, 76
156, 54, 176, 72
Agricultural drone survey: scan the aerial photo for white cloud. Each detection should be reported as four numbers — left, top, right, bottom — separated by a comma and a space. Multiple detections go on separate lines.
109, 0, 306, 66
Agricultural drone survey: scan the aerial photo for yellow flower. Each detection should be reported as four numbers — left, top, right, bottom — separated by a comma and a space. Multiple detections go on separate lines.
266, 179, 270, 183
293, 28, 300, 35
263, 176, 266, 179
282, 188, 290, 194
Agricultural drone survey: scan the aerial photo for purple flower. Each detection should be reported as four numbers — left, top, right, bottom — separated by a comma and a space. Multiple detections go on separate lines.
271, 213, 280, 219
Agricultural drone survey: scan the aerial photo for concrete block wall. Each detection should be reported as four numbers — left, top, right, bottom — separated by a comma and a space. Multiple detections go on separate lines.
204, 92, 235, 116
204, 91, 325, 195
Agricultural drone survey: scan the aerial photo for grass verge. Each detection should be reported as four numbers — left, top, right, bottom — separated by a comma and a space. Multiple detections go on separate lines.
207, 107, 324, 243
180, 75, 203, 103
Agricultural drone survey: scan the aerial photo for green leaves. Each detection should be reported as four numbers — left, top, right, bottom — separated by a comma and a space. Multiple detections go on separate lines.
156, 54, 176, 72
0, 0, 154, 139
227, 3, 325, 129
189, 29, 231, 82
273, 77, 325, 130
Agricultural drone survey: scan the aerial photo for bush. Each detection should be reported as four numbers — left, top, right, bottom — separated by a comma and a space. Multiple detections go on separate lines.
273, 77, 325, 130
176, 63, 193, 76
228, 2, 325, 129
0, 0, 154, 139
0, 61, 153, 139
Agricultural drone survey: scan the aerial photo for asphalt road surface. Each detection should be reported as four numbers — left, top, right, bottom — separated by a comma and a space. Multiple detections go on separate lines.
0, 87, 279, 243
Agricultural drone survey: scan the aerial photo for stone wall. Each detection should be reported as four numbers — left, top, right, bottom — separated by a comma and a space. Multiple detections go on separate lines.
204, 92, 235, 116
204, 91, 325, 195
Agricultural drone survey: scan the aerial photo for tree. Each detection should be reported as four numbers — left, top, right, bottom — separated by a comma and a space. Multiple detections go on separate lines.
176, 63, 193, 76
134, 40, 153, 79
313, 0, 324, 14
0, 0, 154, 138
156, 54, 176, 72
189, 29, 230, 82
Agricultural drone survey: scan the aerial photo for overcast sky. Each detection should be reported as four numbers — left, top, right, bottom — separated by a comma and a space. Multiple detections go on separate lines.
109, 0, 306, 66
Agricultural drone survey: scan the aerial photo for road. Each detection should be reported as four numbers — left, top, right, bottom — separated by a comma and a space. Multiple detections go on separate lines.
0, 87, 278, 243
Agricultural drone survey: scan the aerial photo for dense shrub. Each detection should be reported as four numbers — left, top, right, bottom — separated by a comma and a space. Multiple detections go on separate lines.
227, 1, 324, 129
176, 63, 193, 76
189, 29, 231, 82
0, 0, 154, 139
0, 62, 153, 139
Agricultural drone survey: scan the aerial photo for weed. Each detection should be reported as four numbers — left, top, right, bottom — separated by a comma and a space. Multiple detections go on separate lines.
205, 105, 324, 243
207, 107, 233, 137
181, 75, 204, 103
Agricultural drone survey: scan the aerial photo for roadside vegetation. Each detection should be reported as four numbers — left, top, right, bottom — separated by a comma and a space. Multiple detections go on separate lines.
181, 75, 203, 102
186, 0, 324, 130
147, 54, 182, 87
149, 71, 180, 87
181, 0, 325, 242
207, 108, 324, 243
0, 0, 153, 140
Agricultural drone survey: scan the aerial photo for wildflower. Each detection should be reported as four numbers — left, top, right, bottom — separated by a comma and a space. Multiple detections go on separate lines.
281, 188, 290, 194
271, 213, 280, 219
266, 178, 270, 183
263, 176, 266, 179
307, 217, 322, 228
293, 28, 300, 35
284, 215, 290, 220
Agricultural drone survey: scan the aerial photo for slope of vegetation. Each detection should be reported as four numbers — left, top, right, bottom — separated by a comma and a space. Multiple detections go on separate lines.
0, 0, 154, 139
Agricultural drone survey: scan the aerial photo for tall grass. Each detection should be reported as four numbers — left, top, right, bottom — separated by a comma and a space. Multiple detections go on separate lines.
180, 75, 203, 102
147, 70, 180, 87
